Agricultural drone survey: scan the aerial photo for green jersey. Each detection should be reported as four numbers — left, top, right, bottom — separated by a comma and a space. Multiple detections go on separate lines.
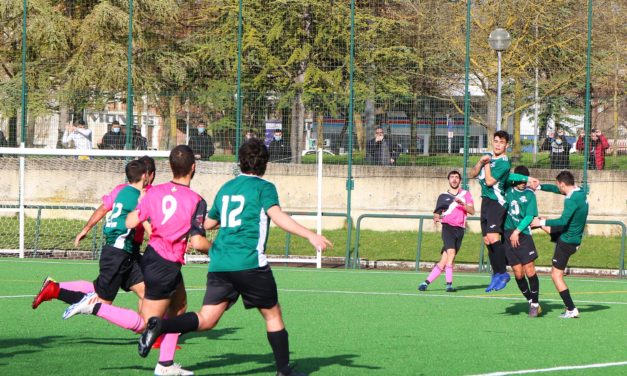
504, 187, 538, 235
103, 185, 141, 253
541, 185, 589, 245
207, 174, 280, 272
478, 154, 511, 206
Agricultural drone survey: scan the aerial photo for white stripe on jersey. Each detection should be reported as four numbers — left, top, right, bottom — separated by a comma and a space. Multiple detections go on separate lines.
256, 207, 269, 267
113, 229, 131, 250
441, 190, 467, 217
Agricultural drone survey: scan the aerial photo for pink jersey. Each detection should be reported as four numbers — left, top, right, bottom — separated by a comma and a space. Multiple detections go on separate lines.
440, 190, 474, 228
136, 182, 203, 264
102, 183, 152, 244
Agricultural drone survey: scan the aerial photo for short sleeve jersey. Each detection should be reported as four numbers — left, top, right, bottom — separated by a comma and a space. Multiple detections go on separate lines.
103, 185, 141, 253
477, 154, 510, 206
543, 185, 589, 244
207, 174, 280, 272
504, 187, 538, 235
434, 190, 473, 228
136, 181, 204, 264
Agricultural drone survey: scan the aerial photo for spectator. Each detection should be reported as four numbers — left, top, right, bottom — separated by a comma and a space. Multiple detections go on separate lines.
98, 120, 125, 150
365, 126, 399, 165
268, 129, 291, 162
541, 129, 571, 169
188, 121, 215, 160
576, 128, 609, 170
62, 120, 93, 151
245, 129, 257, 140
132, 127, 148, 150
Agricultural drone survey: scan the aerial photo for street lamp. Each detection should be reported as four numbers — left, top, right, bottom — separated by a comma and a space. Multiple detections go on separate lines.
488, 28, 511, 131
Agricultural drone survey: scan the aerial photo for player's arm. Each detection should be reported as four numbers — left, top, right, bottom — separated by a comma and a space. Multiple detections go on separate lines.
74, 204, 109, 247
468, 155, 490, 179
538, 184, 561, 194
142, 221, 152, 237
126, 210, 141, 229
532, 199, 576, 228
204, 218, 220, 230
267, 206, 332, 251
188, 199, 212, 253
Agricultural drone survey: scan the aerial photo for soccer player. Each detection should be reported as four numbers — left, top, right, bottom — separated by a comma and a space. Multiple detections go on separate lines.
468, 130, 514, 292
32, 156, 156, 309
531, 171, 588, 319
64, 145, 209, 376
137, 138, 332, 376
418, 170, 474, 292
503, 166, 541, 317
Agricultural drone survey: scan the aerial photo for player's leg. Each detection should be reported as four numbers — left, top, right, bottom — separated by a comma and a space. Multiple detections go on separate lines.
523, 262, 541, 316
444, 249, 457, 292
419, 251, 446, 291
551, 241, 579, 318
481, 200, 507, 291
32, 277, 91, 309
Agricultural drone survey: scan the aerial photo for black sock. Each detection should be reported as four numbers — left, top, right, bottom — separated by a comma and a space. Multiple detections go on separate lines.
528, 274, 539, 304
515, 277, 531, 301
486, 244, 498, 273
58, 289, 85, 305
93, 302, 102, 315
489, 241, 507, 274
159, 361, 174, 367
559, 289, 576, 311
267, 329, 290, 374
161, 312, 200, 335
424, 280, 430, 285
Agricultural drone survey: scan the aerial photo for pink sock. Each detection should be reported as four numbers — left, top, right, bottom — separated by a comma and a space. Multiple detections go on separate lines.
426, 265, 442, 283
96, 304, 144, 333
60, 281, 94, 294
445, 266, 453, 284
158, 333, 180, 363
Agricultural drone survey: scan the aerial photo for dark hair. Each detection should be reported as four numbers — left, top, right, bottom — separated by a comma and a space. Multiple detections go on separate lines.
556, 170, 575, 186
138, 156, 156, 175
169, 145, 195, 178
125, 160, 147, 184
274, 129, 282, 133
513, 165, 530, 176
239, 138, 269, 176
111, 120, 120, 126
76, 119, 86, 126
447, 170, 461, 179
493, 130, 510, 143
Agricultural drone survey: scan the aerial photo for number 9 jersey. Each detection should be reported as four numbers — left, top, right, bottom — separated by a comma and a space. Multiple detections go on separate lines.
136, 181, 206, 264
207, 174, 280, 272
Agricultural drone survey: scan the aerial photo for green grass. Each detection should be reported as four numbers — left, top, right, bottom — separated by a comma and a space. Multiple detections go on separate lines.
1, 259, 626, 375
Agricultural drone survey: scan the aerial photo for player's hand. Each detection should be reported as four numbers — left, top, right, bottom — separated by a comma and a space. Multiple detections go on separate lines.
530, 218, 542, 228
433, 214, 441, 223
74, 229, 89, 247
454, 197, 466, 205
509, 230, 520, 248
308, 234, 333, 252
479, 155, 491, 165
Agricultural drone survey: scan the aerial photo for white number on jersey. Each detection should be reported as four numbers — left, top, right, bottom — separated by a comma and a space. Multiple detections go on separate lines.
105, 203, 123, 228
220, 195, 245, 228
509, 200, 520, 216
161, 195, 178, 225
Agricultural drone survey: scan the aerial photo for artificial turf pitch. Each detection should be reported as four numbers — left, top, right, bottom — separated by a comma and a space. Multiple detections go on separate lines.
1, 258, 626, 375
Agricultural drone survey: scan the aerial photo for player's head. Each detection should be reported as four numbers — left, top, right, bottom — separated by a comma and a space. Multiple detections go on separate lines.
555, 170, 575, 193
492, 130, 510, 156
239, 138, 269, 176
125, 159, 147, 184
447, 170, 461, 189
169, 145, 196, 179
138, 156, 156, 184
513, 165, 530, 189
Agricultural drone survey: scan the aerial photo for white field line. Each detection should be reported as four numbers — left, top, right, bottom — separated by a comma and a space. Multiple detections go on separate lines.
467, 360, 627, 375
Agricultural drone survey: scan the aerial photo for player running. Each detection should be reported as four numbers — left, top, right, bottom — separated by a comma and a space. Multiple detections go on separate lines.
503, 166, 541, 317
137, 138, 332, 376
32, 156, 156, 309
418, 170, 474, 292
64, 145, 210, 375
531, 171, 588, 319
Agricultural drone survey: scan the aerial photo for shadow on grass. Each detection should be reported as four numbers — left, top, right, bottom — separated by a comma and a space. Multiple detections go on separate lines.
0, 336, 65, 359
503, 301, 610, 316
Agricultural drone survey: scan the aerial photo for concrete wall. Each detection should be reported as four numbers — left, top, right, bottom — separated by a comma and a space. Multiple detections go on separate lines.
1, 157, 625, 236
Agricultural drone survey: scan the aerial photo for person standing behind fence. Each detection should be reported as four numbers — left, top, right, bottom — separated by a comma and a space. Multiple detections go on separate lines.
576, 128, 609, 170
188, 121, 215, 161
99, 120, 125, 150
541, 129, 571, 169
365, 126, 399, 165
418, 170, 474, 292
268, 129, 292, 163
62, 120, 93, 158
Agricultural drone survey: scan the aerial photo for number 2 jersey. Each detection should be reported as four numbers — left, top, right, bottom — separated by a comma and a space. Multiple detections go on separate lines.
207, 174, 280, 272
136, 181, 206, 264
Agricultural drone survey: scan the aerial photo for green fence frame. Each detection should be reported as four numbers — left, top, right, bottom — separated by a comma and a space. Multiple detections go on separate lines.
353, 213, 626, 278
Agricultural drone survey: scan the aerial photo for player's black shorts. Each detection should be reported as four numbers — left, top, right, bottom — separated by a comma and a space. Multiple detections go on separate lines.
548, 226, 565, 243
480, 198, 507, 236
441, 223, 465, 253
141, 245, 183, 300
503, 230, 538, 266
552, 240, 579, 270
202, 264, 278, 310
94, 245, 143, 301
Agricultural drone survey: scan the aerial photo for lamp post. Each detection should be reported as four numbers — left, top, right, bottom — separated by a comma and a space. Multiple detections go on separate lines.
488, 28, 511, 131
